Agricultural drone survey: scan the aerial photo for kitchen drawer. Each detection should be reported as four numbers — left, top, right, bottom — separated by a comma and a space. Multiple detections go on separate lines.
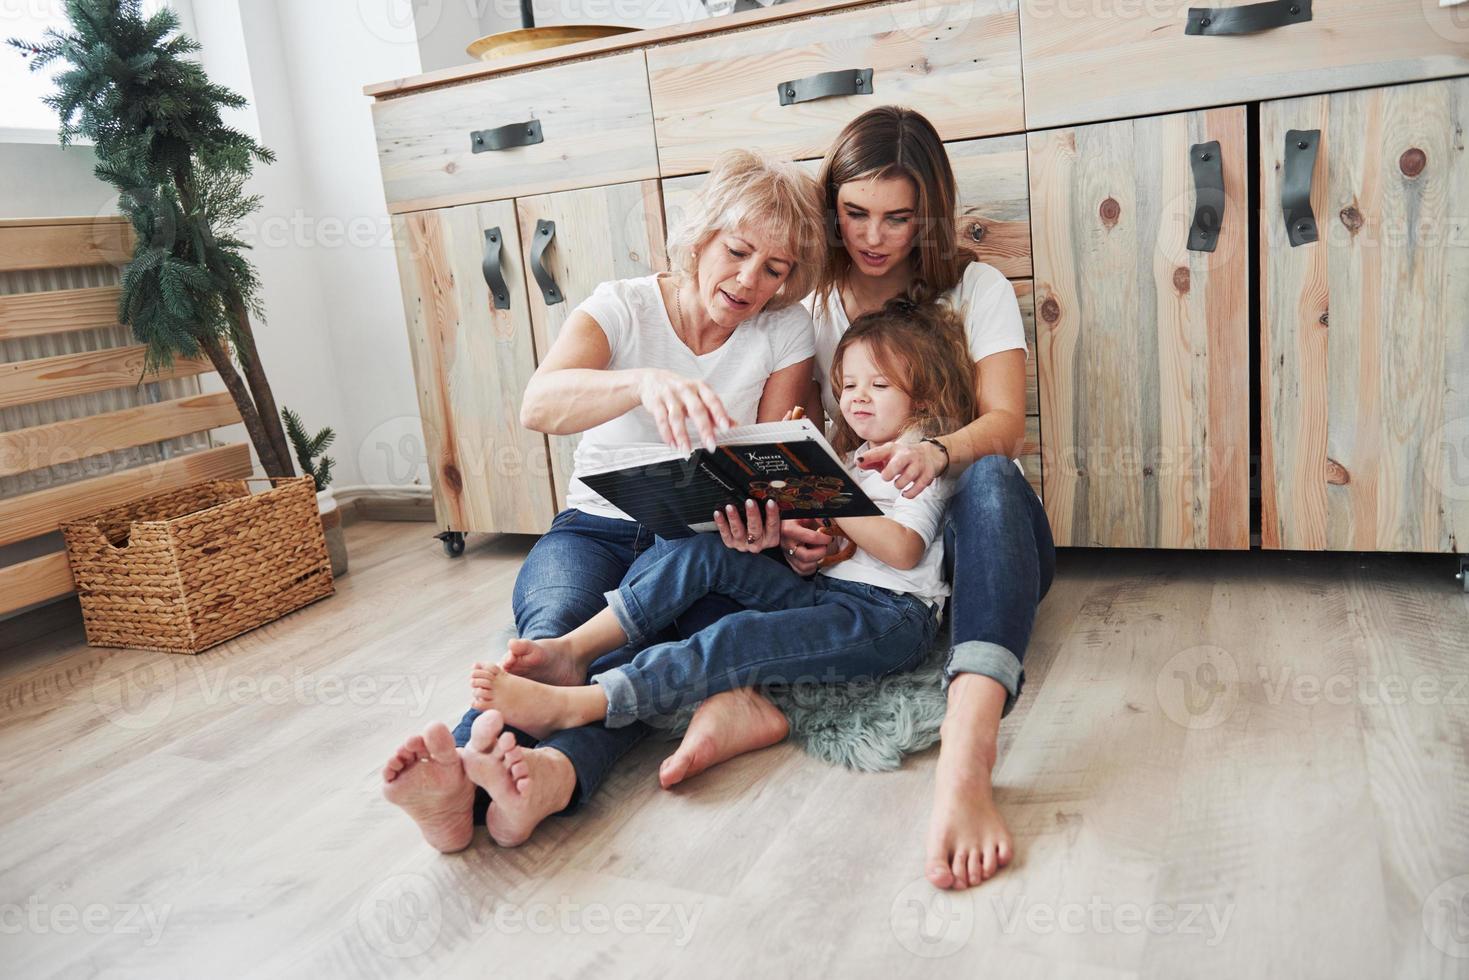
373, 51, 660, 213
647, 0, 1024, 177
1020, 0, 1469, 130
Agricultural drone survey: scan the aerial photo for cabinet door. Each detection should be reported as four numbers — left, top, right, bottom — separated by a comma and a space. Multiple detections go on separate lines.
515, 181, 669, 508
1029, 106, 1249, 549
1261, 77, 1469, 553
391, 201, 557, 535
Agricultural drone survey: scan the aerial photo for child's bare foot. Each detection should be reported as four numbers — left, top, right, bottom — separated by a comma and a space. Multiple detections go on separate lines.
660, 688, 790, 789
925, 726, 1013, 890
501, 637, 585, 687
459, 709, 576, 847
381, 722, 476, 853
469, 662, 607, 739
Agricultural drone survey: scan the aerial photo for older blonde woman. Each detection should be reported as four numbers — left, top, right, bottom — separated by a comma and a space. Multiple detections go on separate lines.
383, 149, 824, 853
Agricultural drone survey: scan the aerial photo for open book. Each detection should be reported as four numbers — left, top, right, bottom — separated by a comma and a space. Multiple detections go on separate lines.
577, 418, 881, 539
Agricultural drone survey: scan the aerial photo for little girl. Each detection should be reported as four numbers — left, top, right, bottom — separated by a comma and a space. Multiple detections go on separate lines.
469, 299, 979, 738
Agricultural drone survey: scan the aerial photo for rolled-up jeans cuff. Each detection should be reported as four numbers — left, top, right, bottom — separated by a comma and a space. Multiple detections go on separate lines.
944, 640, 1023, 718
604, 588, 648, 646
591, 668, 641, 728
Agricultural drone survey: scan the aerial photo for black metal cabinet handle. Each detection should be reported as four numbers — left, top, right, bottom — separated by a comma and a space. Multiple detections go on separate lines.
529, 219, 564, 306
1185, 0, 1310, 35
470, 119, 543, 154
482, 227, 511, 310
1282, 129, 1320, 247
1188, 141, 1224, 253
777, 68, 873, 107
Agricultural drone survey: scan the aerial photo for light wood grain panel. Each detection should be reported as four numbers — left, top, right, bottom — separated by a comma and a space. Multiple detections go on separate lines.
0, 217, 132, 272
950, 133, 1032, 279
516, 181, 669, 510
1012, 278, 1039, 418
1261, 77, 1469, 553
0, 344, 212, 410
0, 551, 74, 616
0, 442, 251, 548
391, 202, 557, 535
0, 285, 122, 340
1029, 106, 1249, 549
373, 52, 659, 213
0, 392, 239, 479
647, 0, 1023, 176
1020, 0, 1469, 130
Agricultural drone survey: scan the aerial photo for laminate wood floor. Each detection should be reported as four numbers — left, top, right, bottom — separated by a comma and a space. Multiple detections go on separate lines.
2, 521, 1466, 979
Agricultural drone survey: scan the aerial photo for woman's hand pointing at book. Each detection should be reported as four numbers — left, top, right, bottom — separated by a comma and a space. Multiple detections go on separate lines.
638, 369, 734, 453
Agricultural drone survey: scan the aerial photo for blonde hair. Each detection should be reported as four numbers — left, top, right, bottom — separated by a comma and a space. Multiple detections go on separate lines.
827, 298, 978, 458
667, 149, 824, 312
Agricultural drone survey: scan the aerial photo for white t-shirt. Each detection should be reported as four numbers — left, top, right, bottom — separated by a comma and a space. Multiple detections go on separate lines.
565, 273, 816, 519
819, 444, 952, 608
801, 261, 1029, 476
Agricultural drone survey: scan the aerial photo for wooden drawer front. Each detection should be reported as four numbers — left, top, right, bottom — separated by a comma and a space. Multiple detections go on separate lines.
1260, 77, 1469, 554
1020, 0, 1469, 130
391, 202, 557, 534
515, 181, 670, 510
373, 52, 660, 213
1030, 106, 1250, 550
646, 0, 1023, 177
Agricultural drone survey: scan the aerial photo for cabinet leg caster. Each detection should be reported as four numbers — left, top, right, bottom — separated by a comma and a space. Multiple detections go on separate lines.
436, 530, 465, 557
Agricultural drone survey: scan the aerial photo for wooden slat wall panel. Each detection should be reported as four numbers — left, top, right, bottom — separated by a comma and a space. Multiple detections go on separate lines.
1261, 77, 1469, 553
0, 442, 252, 548
0, 286, 122, 341
0, 218, 132, 272
0, 345, 212, 411
0, 551, 74, 616
0, 391, 239, 479
1029, 106, 1250, 549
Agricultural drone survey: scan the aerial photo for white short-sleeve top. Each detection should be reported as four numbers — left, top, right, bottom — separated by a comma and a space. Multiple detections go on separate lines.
564, 273, 816, 520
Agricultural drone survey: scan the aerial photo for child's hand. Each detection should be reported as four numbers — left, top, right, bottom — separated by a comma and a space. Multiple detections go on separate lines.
714, 498, 782, 552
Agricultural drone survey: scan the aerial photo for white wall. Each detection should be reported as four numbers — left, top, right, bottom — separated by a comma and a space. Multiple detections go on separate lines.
0, 144, 115, 219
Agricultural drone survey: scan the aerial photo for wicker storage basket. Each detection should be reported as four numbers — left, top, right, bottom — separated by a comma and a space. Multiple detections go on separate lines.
60, 475, 334, 654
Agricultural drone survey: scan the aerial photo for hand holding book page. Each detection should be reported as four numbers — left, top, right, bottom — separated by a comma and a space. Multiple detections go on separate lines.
577, 417, 882, 539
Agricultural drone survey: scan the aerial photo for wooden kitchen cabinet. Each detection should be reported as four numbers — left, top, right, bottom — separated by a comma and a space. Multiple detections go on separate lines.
390, 201, 558, 537
514, 180, 670, 509
1260, 75, 1469, 553
1029, 105, 1251, 549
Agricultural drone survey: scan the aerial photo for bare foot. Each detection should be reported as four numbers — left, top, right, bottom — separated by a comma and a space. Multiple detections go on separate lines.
459, 709, 577, 847
659, 688, 790, 789
925, 728, 1013, 890
501, 637, 585, 687
381, 722, 475, 853
469, 663, 606, 739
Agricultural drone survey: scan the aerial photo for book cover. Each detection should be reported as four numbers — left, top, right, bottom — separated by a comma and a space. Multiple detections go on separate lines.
578, 418, 881, 538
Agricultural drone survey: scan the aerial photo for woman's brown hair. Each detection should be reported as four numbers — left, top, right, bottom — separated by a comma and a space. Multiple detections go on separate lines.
813, 106, 967, 324
827, 298, 978, 458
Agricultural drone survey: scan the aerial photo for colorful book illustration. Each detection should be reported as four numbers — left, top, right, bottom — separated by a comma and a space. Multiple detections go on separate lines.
578, 418, 881, 538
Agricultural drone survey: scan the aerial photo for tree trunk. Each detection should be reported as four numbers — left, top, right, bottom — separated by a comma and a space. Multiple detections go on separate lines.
200, 334, 288, 477
227, 293, 295, 480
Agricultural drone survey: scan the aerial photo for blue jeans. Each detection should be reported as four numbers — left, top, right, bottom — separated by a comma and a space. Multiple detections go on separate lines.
450, 508, 753, 816
595, 533, 941, 727
942, 455, 1057, 717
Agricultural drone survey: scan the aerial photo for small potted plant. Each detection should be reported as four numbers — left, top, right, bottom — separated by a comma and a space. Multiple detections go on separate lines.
283, 407, 346, 577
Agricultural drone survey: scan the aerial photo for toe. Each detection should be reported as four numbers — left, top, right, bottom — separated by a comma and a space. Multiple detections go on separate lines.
969, 849, 985, 885
423, 722, 458, 763
469, 709, 506, 752
405, 734, 426, 759
981, 843, 998, 880
495, 730, 517, 757
926, 860, 956, 890
950, 851, 970, 890
510, 761, 529, 781
997, 838, 1013, 868
659, 754, 690, 789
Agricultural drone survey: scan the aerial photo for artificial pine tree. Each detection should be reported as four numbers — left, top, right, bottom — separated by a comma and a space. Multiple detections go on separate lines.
281, 407, 335, 493
10, 0, 295, 477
